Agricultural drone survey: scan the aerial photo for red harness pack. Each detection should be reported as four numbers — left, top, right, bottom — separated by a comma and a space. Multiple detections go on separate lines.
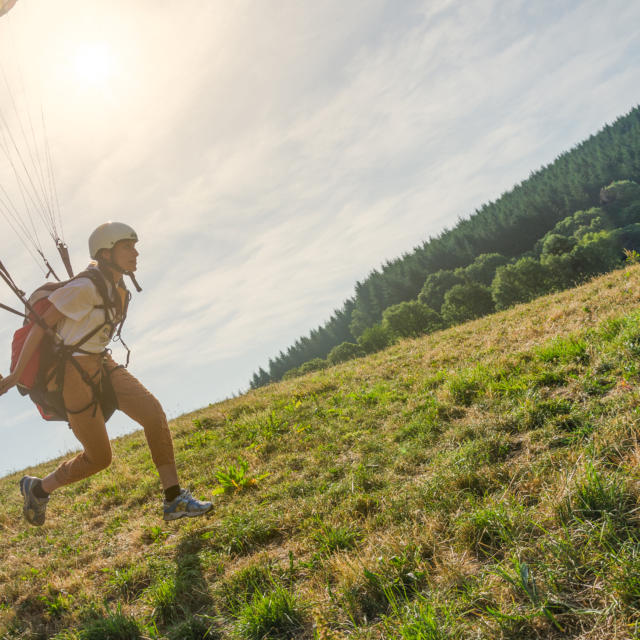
9, 269, 129, 422
10, 298, 54, 391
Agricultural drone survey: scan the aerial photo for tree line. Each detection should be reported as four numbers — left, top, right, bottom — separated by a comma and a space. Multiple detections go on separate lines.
250, 106, 640, 388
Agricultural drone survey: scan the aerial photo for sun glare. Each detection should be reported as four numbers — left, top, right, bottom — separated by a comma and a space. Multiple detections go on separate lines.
73, 42, 114, 90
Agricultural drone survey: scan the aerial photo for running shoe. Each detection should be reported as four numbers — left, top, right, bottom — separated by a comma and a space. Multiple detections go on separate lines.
20, 476, 49, 526
163, 488, 213, 521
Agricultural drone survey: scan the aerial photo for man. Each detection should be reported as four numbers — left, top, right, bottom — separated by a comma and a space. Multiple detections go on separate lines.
0, 222, 212, 525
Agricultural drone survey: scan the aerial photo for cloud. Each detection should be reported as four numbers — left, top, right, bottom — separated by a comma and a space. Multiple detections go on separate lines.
110, 0, 640, 384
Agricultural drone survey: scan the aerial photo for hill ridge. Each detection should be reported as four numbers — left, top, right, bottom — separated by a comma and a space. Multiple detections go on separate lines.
252, 106, 640, 387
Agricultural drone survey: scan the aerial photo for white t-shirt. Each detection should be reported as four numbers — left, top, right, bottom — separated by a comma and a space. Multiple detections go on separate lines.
48, 270, 121, 355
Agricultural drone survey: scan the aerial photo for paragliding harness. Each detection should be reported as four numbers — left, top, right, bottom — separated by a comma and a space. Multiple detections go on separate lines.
8, 265, 132, 422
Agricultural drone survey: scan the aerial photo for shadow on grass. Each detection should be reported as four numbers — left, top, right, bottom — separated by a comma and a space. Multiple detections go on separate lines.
174, 532, 213, 612
160, 531, 219, 639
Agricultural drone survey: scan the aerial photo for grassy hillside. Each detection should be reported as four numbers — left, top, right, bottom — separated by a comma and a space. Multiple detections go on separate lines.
4, 266, 640, 639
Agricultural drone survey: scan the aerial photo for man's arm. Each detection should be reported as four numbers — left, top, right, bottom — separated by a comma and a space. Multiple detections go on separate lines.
0, 305, 65, 396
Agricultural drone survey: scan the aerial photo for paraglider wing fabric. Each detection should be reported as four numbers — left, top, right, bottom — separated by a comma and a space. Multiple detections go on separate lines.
0, 0, 18, 18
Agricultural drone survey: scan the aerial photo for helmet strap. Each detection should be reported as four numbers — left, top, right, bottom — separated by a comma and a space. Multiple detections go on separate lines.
96, 257, 142, 292
127, 271, 143, 292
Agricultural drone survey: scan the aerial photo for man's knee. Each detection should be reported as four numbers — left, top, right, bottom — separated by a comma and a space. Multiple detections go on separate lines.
87, 447, 112, 472
121, 390, 166, 426
147, 395, 166, 421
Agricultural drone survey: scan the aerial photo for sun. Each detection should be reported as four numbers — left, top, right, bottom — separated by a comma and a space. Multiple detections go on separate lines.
72, 42, 115, 90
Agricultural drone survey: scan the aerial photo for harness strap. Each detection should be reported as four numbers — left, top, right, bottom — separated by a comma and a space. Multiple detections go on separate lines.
115, 335, 131, 367
68, 322, 109, 352
51, 353, 110, 418
0, 301, 26, 319
9, 264, 133, 422
63, 363, 102, 416
111, 292, 132, 366
48, 269, 130, 418
95, 257, 142, 292
60, 268, 129, 358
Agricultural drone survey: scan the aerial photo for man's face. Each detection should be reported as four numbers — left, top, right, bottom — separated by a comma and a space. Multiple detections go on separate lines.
110, 239, 138, 272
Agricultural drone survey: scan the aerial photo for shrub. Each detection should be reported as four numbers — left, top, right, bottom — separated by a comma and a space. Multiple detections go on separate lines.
357, 323, 394, 354
600, 180, 640, 212
441, 282, 494, 325
539, 252, 577, 290
349, 307, 374, 339
298, 358, 327, 374
572, 212, 611, 241
281, 368, 300, 380
552, 207, 608, 237
541, 233, 575, 256
614, 223, 640, 253
418, 269, 465, 311
327, 342, 364, 365
461, 252, 509, 285
383, 301, 443, 338
618, 203, 640, 227
569, 231, 621, 278
284, 357, 328, 379
491, 257, 552, 310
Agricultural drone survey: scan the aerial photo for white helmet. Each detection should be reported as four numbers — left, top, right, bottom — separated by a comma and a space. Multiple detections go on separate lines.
89, 222, 138, 259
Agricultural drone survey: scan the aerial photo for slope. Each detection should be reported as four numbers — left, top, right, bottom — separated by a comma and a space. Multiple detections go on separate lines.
253, 106, 640, 387
3, 265, 640, 639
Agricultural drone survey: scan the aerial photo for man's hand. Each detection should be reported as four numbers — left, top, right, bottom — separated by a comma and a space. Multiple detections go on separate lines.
0, 372, 18, 396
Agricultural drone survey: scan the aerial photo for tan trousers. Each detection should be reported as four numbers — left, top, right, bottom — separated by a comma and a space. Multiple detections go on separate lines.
53, 353, 176, 486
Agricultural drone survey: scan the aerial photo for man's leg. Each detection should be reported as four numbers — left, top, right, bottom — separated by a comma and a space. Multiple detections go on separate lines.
105, 356, 177, 488
105, 356, 212, 520
21, 355, 113, 525
53, 356, 113, 486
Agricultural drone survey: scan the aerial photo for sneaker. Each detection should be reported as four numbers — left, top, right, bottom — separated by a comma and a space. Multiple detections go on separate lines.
163, 488, 213, 521
19, 476, 49, 526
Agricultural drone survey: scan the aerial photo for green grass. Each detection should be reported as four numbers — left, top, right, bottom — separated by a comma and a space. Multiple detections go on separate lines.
105, 564, 151, 602
385, 598, 451, 639
5, 266, 640, 638
233, 584, 304, 639
311, 520, 361, 554
216, 562, 276, 613
50, 606, 142, 640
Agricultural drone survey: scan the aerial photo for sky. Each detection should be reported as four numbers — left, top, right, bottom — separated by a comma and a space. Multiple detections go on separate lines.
0, 0, 639, 477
